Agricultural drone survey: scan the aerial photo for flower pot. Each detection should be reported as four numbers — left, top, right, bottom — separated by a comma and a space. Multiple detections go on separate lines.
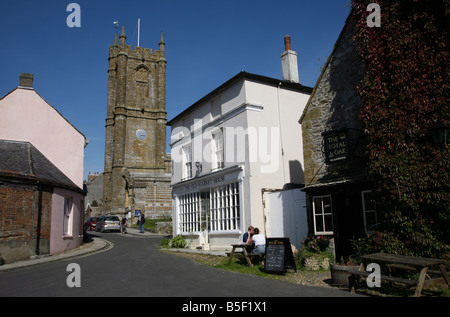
330, 264, 359, 286
317, 239, 330, 251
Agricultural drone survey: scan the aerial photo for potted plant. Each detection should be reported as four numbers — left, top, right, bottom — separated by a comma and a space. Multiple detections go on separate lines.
298, 235, 334, 271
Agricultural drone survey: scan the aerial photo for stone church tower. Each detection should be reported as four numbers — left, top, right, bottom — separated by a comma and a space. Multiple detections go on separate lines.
103, 27, 171, 219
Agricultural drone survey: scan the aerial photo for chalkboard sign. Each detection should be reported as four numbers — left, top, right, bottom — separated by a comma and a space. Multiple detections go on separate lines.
264, 238, 296, 274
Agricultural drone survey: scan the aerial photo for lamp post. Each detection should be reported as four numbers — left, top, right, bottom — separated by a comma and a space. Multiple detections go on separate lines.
153, 180, 157, 216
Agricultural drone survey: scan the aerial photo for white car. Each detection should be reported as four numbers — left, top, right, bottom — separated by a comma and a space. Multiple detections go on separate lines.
95, 215, 121, 232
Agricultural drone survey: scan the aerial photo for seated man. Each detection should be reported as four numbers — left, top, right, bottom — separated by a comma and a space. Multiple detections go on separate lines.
242, 226, 254, 244
242, 226, 255, 253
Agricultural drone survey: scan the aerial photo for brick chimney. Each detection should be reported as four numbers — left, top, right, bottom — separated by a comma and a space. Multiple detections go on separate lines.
19, 73, 33, 88
281, 35, 299, 83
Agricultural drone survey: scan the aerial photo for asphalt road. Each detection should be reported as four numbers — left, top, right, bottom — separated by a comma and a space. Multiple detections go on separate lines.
0, 232, 359, 299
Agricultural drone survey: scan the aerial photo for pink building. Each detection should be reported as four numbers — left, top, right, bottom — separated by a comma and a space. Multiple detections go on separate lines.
0, 74, 87, 262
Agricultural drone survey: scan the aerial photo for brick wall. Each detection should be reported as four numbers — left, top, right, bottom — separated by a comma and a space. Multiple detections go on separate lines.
0, 182, 52, 263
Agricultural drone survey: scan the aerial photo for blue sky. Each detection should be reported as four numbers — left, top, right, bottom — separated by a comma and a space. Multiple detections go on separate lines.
0, 0, 351, 181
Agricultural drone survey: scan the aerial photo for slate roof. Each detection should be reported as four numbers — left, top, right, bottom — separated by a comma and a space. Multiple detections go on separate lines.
0, 139, 85, 194
299, 10, 354, 124
167, 71, 313, 126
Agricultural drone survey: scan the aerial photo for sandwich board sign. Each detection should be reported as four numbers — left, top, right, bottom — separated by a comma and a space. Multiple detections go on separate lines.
264, 237, 296, 274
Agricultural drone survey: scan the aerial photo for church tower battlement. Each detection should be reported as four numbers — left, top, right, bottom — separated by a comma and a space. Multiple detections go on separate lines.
103, 27, 171, 218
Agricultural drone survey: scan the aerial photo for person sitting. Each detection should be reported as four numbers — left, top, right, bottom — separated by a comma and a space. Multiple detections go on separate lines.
242, 226, 254, 253
252, 228, 265, 254
243, 226, 254, 244
251, 228, 266, 265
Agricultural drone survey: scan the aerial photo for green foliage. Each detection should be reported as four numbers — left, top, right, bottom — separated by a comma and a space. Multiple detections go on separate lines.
349, 233, 405, 261
298, 235, 334, 270
159, 238, 170, 248
159, 235, 187, 249
302, 235, 331, 253
171, 235, 187, 249
215, 261, 270, 278
136, 218, 172, 232
352, 0, 450, 258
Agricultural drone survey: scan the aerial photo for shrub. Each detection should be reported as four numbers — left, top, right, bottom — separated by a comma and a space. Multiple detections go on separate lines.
171, 235, 187, 249
302, 235, 330, 253
298, 235, 334, 270
159, 238, 170, 248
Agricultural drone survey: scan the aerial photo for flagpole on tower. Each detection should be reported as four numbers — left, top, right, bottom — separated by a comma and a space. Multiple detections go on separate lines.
137, 18, 140, 47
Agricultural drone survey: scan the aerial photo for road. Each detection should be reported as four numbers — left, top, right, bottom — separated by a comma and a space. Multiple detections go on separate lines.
0, 232, 359, 299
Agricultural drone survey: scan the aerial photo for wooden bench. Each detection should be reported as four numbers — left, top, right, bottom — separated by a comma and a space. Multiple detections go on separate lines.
350, 269, 419, 294
349, 253, 450, 297
227, 244, 262, 267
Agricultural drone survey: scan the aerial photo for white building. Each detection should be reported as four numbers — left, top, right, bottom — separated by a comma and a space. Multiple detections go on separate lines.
168, 37, 312, 250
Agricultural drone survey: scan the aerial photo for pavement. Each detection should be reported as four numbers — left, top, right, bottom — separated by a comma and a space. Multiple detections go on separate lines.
0, 227, 226, 272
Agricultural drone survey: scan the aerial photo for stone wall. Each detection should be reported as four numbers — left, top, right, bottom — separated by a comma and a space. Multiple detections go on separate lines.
102, 29, 172, 216
85, 173, 103, 209
132, 173, 172, 219
301, 18, 366, 186
155, 221, 173, 235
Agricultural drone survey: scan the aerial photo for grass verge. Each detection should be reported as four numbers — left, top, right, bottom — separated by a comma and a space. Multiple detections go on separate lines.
162, 250, 450, 297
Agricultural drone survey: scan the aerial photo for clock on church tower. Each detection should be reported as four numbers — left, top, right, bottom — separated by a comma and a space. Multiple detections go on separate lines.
102, 27, 171, 218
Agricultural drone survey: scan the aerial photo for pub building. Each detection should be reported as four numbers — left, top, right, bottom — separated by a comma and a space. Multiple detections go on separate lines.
299, 14, 376, 260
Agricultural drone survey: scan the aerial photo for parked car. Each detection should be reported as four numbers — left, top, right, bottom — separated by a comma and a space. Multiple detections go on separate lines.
95, 215, 121, 232
84, 217, 99, 231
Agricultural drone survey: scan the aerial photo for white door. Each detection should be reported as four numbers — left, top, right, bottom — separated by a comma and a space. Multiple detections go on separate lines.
264, 188, 308, 248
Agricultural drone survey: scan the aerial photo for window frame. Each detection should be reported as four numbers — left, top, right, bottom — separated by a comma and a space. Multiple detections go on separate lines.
361, 190, 378, 233
182, 144, 192, 180
312, 195, 334, 235
209, 182, 240, 232
177, 182, 241, 234
211, 128, 224, 171
63, 197, 72, 236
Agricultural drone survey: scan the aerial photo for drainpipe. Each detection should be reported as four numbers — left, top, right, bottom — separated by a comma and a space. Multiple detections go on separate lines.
35, 182, 43, 255
277, 82, 287, 185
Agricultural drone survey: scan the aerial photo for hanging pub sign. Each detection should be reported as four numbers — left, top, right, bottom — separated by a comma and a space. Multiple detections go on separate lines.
323, 130, 348, 163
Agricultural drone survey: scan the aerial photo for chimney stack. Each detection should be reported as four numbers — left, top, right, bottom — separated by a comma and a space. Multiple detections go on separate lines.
281, 35, 299, 83
19, 73, 34, 88
284, 35, 292, 51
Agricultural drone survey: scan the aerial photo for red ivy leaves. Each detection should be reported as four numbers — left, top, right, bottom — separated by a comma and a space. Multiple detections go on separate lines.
352, 0, 450, 256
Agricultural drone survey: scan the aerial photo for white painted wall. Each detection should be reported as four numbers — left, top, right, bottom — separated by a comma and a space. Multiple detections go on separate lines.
170, 74, 310, 249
